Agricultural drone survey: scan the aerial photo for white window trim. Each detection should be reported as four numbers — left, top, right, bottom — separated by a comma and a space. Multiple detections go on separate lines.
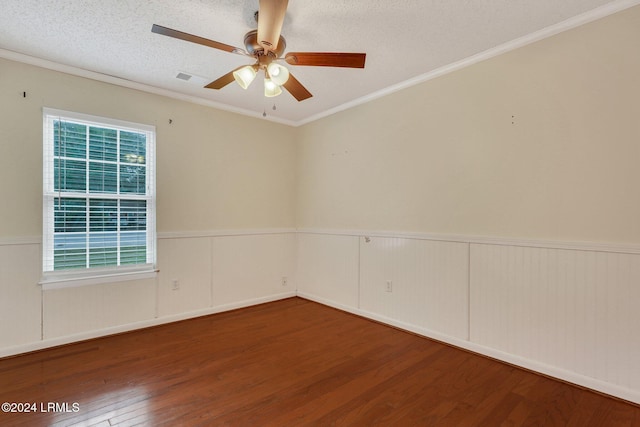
41, 108, 157, 289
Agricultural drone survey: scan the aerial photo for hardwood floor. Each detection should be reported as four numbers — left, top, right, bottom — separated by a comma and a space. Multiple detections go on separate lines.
0, 297, 638, 426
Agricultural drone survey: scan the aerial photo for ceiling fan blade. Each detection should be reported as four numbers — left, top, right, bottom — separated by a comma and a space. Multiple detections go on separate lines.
257, 0, 288, 53
282, 73, 312, 101
152, 24, 245, 55
285, 52, 366, 68
204, 67, 244, 89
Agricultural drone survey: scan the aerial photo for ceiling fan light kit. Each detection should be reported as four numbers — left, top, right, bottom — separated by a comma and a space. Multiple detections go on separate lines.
233, 65, 257, 89
264, 78, 282, 97
152, 0, 366, 103
266, 63, 290, 86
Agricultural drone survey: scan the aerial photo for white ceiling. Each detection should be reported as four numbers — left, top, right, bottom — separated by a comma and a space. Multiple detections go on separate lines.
0, 0, 637, 125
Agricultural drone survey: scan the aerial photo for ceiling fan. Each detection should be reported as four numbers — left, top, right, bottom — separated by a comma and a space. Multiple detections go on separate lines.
152, 0, 366, 102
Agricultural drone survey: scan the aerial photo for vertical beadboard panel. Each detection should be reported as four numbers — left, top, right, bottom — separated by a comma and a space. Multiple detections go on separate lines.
605, 252, 640, 390
157, 237, 213, 317
211, 233, 296, 307
470, 243, 640, 392
43, 279, 156, 339
0, 244, 42, 347
296, 233, 360, 309
359, 237, 469, 339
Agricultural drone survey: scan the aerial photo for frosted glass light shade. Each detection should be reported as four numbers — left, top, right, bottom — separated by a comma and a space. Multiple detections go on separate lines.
233, 66, 257, 89
266, 63, 290, 86
264, 78, 282, 97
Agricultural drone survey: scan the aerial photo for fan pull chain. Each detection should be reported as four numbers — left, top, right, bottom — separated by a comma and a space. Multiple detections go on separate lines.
263, 101, 276, 118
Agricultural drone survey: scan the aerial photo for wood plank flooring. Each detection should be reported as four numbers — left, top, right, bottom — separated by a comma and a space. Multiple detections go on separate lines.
0, 297, 638, 426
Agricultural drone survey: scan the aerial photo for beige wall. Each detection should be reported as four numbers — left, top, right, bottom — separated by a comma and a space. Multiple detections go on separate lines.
0, 58, 297, 238
296, 5, 640, 244
3, 5, 638, 242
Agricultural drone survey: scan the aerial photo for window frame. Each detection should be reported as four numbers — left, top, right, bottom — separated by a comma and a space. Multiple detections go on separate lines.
41, 108, 157, 289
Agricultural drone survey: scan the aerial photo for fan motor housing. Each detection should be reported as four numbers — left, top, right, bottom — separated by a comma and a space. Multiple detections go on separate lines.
244, 30, 286, 57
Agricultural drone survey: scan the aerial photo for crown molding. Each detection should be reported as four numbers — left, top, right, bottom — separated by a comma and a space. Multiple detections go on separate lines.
1, 0, 639, 128
295, 0, 640, 126
0, 48, 297, 127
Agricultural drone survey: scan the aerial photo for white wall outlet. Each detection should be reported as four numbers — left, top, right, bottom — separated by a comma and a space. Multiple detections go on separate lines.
385, 280, 393, 292
171, 280, 180, 290
282, 276, 288, 287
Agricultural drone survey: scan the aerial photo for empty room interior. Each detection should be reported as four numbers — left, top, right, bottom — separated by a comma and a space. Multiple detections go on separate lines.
1, 0, 640, 425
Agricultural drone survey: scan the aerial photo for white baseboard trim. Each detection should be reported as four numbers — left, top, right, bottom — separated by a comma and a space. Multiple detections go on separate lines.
205, 291, 297, 314
0, 291, 296, 359
297, 291, 640, 405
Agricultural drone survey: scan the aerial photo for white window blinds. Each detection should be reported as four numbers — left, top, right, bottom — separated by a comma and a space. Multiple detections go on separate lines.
42, 108, 156, 284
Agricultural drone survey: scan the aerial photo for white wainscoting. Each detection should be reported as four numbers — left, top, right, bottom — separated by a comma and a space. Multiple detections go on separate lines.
470, 243, 640, 397
3, 229, 640, 404
212, 233, 297, 306
0, 242, 42, 348
0, 230, 297, 358
43, 278, 157, 339
295, 230, 640, 404
157, 237, 213, 317
359, 236, 469, 340
296, 233, 360, 310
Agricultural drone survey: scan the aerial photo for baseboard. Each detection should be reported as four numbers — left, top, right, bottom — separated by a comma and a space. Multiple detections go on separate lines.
0, 291, 296, 359
297, 291, 640, 405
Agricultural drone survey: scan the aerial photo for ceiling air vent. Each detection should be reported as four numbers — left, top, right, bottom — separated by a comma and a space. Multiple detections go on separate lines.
175, 71, 209, 86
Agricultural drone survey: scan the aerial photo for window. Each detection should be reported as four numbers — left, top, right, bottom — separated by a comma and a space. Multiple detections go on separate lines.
42, 108, 156, 287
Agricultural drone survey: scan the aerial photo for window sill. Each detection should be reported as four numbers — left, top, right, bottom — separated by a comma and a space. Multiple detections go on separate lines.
40, 268, 158, 290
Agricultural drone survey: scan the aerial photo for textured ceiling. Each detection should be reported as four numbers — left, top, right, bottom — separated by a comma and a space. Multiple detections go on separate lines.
0, 0, 637, 125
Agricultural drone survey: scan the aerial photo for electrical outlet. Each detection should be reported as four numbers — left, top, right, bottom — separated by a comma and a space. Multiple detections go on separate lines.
171, 280, 180, 290
282, 276, 288, 287
385, 280, 393, 292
